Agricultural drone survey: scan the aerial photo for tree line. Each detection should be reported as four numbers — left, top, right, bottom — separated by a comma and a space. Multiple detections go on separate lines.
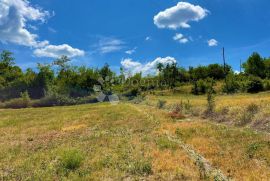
0, 50, 270, 107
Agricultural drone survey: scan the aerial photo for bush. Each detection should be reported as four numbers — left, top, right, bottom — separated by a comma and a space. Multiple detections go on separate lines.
205, 79, 215, 114
238, 103, 259, 126
157, 99, 166, 109
191, 80, 207, 95
191, 78, 216, 95
245, 76, 263, 93
32, 94, 80, 107
60, 149, 84, 171
122, 87, 141, 99
263, 79, 270, 91
4, 91, 31, 109
222, 74, 240, 93
32, 95, 58, 107
0, 101, 4, 108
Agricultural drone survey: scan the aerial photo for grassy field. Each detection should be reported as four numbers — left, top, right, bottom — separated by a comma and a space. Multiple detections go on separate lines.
144, 91, 270, 132
0, 94, 270, 180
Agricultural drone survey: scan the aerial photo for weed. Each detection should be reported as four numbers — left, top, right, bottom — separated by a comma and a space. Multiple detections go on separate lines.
175, 128, 182, 137
238, 103, 260, 126
246, 103, 259, 114
60, 149, 84, 171
156, 136, 178, 150
129, 160, 152, 175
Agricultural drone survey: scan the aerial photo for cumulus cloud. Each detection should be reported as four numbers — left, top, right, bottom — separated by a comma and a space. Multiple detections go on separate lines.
0, 0, 50, 47
154, 2, 208, 29
121, 56, 177, 76
0, 0, 85, 58
173, 33, 189, 44
96, 37, 125, 54
208, 39, 218, 47
34, 44, 85, 58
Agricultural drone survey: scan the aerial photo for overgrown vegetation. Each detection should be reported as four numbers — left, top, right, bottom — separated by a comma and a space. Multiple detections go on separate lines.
0, 50, 270, 108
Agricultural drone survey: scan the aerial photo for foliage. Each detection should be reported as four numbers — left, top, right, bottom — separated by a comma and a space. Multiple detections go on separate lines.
1, 49, 270, 108
245, 76, 264, 93
191, 78, 216, 95
60, 149, 84, 171
156, 136, 178, 150
262, 79, 270, 91
222, 73, 240, 93
243, 52, 266, 78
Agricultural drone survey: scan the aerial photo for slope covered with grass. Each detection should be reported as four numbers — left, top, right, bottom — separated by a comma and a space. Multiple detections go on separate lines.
0, 102, 269, 180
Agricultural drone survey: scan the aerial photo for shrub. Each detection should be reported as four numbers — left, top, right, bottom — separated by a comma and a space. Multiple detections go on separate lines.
157, 99, 166, 109
122, 87, 141, 99
60, 149, 84, 171
131, 95, 145, 104
245, 76, 263, 93
238, 103, 259, 126
246, 103, 259, 114
263, 79, 270, 91
0, 101, 4, 108
205, 79, 215, 114
191, 79, 207, 95
222, 74, 240, 93
4, 91, 31, 109
191, 78, 216, 95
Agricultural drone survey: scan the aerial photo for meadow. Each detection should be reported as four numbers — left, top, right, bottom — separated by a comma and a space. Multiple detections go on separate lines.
0, 93, 269, 180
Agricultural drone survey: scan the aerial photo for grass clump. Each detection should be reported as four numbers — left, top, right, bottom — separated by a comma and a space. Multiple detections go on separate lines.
156, 136, 178, 150
129, 160, 152, 176
60, 149, 84, 171
238, 103, 260, 126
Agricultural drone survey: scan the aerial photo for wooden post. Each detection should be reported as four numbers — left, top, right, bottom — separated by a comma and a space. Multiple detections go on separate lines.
223, 47, 228, 92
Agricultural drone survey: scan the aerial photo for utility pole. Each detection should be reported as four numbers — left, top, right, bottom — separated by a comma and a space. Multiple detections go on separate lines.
223, 47, 228, 92
222, 47, 226, 73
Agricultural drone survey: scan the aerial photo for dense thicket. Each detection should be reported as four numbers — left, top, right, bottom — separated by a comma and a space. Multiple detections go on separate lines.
0, 50, 269, 107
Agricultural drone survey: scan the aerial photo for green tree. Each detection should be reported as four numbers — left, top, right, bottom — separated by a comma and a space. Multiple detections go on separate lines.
30, 64, 54, 99
243, 52, 266, 78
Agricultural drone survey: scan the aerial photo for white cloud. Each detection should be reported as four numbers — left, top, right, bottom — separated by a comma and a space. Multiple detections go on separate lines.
154, 2, 208, 29
125, 47, 137, 55
145, 36, 151, 41
0, 0, 50, 47
34, 44, 85, 58
121, 56, 177, 76
173, 33, 189, 44
0, 0, 85, 58
96, 37, 125, 54
208, 39, 218, 47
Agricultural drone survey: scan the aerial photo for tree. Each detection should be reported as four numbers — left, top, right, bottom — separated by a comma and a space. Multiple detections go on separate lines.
162, 63, 178, 89
264, 58, 270, 78
0, 50, 15, 67
0, 50, 19, 86
30, 64, 54, 99
243, 52, 266, 78
53, 55, 71, 71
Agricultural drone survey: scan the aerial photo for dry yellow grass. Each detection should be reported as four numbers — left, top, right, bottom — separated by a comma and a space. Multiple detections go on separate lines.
0, 95, 269, 180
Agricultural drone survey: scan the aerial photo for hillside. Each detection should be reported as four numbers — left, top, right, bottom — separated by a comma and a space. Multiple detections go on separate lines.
0, 95, 269, 180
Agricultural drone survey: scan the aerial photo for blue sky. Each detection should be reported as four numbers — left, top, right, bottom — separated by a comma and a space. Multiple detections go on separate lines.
0, 0, 270, 74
